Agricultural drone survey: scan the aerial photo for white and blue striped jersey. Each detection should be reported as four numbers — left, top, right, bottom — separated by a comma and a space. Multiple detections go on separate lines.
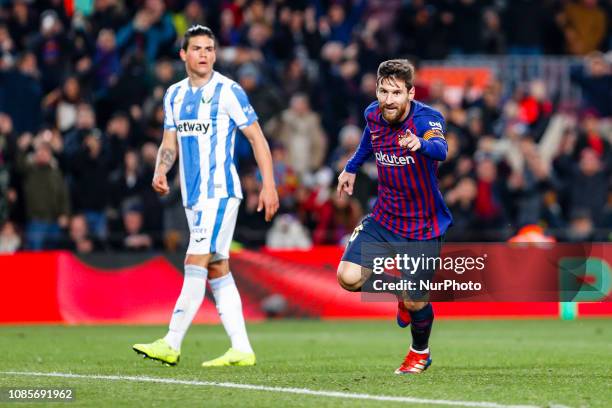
163, 71, 257, 209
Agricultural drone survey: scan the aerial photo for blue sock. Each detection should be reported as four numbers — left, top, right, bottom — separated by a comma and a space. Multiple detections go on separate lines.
409, 303, 434, 351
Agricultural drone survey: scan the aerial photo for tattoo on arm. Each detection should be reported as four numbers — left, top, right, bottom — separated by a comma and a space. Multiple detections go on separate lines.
156, 147, 176, 174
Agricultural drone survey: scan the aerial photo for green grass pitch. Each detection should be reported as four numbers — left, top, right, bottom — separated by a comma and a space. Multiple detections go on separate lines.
0, 319, 610, 407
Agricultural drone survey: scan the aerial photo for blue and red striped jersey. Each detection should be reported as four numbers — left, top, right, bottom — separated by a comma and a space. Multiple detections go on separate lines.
345, 100, 453, 240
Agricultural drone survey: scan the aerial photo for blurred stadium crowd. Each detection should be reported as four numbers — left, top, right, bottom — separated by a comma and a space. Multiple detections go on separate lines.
0, 0, 611, 253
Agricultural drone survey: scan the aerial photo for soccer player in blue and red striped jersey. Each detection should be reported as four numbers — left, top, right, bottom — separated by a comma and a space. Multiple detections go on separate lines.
336, 59, 452, 374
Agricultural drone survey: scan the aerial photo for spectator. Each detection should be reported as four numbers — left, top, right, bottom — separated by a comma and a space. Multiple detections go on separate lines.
7, 0, 38, 51
120, 204, 153, 252
564, 208, 597, 241
506, 138, 551, 227
444, 177, 477, 241
561, 0, 608, 55
0, 113, 15, 225
330, 124, 375, 213
235, 172, 270, 247
105, 111, 135, 169
68, 129, 110, 241
566, 148, 609, 225
518, 80, 553, 139
63, 103, 97, 156
89, 0, 130, 33
0, 24, 17, 67
481, 8, 505, 54
134, 142, 164, 248
31, 10, 73, 93
272, 6, 322, 62
218, 7, 242, 47
93, 28, 121, 94
281, 57, 314, 100
16, 133, 70, 250
0, 52, 43, 134
116, 0, 176, 62
266, 142, 299, 210
106, 52, 152, 116
448, 0, 483, 54
237, 63, 284, 128
396, 0, 440, 59
321, 0, 367, 45
473, 156, 508, 240
172, 0, 208, 44
150, 59, 177, 102
311, 187, 363, 245
64, 213, 102, 253
574, 113, 611, 159
266, 214, 312, 249
570, 52, 612, 117
0, 221, 21, 253
46, 76, 83, 133
265, 93, 326, 177
503, 0, 546, 55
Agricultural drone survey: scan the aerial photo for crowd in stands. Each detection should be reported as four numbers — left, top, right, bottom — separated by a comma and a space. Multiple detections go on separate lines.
0, 0, 611, 253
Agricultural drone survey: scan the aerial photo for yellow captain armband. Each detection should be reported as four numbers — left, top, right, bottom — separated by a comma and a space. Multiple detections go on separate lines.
423, 129, 445, 141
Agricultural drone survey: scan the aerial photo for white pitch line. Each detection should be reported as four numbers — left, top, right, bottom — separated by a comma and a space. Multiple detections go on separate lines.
2, 371, 541, 408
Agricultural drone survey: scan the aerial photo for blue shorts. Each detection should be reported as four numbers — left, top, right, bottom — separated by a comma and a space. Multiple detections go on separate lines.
341, 215, 443, 300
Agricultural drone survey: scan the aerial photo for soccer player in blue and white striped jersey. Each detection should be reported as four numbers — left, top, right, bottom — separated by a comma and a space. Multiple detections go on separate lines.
133, 26, 279, 367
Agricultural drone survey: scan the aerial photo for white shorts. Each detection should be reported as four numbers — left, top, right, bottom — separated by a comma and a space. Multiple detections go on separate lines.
185, 197, 241, 259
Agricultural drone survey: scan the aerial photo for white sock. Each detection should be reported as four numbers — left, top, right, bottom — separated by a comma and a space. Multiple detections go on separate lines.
164, 264, 208, 351
209, 272, 253, 353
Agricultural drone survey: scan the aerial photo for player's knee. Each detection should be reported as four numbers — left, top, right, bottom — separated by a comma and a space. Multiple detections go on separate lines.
207, 259, 229, 279
184, 253, 211, 268
403, 300, 428, 312
337, 262, 362, 292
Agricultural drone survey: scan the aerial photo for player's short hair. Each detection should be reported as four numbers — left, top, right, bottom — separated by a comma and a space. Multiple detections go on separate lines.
377, 59, 415, 90
181, 25, 216, 51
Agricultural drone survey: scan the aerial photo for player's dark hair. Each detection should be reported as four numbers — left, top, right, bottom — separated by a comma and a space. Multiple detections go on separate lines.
181, 25, 216, 51
377, 59, 415, 90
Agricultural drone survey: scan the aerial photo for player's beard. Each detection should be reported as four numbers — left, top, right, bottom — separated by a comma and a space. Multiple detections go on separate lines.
381, 103, 408, 124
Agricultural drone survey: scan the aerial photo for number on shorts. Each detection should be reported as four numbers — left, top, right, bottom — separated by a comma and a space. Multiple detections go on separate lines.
348, 223, 364, 243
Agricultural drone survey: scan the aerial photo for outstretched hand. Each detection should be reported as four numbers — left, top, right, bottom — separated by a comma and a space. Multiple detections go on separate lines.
399, 130, 421, 151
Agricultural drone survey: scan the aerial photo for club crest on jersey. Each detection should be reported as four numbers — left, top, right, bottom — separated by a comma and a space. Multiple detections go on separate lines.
375, 152, 415, 167
186, 103, 194, 113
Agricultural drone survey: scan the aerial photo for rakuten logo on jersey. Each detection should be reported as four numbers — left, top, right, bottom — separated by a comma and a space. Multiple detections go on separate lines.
375, 152, 415, 166
177, 120, 211, 135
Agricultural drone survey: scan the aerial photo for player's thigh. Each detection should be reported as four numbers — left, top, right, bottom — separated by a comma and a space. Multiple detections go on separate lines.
339, 216, 389, 288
